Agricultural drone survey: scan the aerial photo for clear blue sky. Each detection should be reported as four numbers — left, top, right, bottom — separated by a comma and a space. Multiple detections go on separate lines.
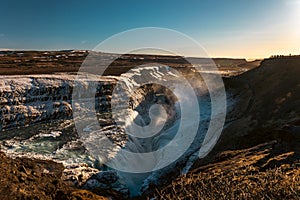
0, 0, 299, 58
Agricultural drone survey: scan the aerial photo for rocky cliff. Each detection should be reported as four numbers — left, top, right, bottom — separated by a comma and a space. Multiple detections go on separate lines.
0, 74, 117, 131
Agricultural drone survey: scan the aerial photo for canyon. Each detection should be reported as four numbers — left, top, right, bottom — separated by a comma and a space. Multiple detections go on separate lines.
0, 52, 299, 199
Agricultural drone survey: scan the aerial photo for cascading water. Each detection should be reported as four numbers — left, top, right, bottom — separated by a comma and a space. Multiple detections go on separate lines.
74, 65, 217, 196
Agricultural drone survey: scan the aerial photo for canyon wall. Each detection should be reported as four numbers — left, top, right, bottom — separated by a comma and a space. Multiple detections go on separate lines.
0, 74, 117, 130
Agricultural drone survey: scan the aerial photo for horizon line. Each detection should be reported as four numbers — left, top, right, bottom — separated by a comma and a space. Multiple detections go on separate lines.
0, 48, 274, 61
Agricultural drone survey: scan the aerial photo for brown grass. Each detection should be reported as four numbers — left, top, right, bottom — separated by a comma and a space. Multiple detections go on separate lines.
146, 138, 300, 200
153, 165, 300, 200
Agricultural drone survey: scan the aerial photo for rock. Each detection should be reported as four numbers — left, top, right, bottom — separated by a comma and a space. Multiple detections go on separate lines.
93, 171, 118, 184
82, 171, 130, 198
84, 179, 108, 189
83, 171, 118, 189
70, 190, 109, 200
0, 151, 110, 199
63, 163, 100, 187
0, 74, 117, 131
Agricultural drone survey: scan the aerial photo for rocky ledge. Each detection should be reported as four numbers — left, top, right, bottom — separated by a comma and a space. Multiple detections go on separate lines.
0, 74, 117, 130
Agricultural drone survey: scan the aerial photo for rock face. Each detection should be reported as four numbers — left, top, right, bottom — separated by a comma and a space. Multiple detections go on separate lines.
0, 74, 117, 130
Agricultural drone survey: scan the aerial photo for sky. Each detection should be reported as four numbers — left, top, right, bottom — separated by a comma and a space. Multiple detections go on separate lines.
0, 0, 299, 59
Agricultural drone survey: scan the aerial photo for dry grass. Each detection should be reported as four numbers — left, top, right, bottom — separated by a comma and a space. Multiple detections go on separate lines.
149, 140, 300, 200
153, 165, 300, 200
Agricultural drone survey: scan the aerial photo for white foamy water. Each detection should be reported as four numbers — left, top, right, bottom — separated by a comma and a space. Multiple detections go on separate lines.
71, 65, 226, 196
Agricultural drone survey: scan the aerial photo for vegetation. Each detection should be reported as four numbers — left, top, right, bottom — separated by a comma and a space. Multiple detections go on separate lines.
149, 141, 300, 200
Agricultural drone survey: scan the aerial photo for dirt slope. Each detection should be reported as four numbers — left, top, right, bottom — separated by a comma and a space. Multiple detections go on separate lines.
219, 57, 300, 150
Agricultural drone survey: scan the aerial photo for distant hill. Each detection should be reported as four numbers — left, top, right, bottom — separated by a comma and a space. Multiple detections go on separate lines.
0, 50, 260, 75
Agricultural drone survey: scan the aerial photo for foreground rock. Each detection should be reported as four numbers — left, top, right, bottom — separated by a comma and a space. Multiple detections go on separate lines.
0, 151, 108, 200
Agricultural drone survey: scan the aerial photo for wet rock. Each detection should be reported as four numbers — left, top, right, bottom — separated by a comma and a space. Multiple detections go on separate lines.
84, 179, 108, 189
82, 171, 130, 198
93, 171, 118, 184
63, 163, 100, 187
